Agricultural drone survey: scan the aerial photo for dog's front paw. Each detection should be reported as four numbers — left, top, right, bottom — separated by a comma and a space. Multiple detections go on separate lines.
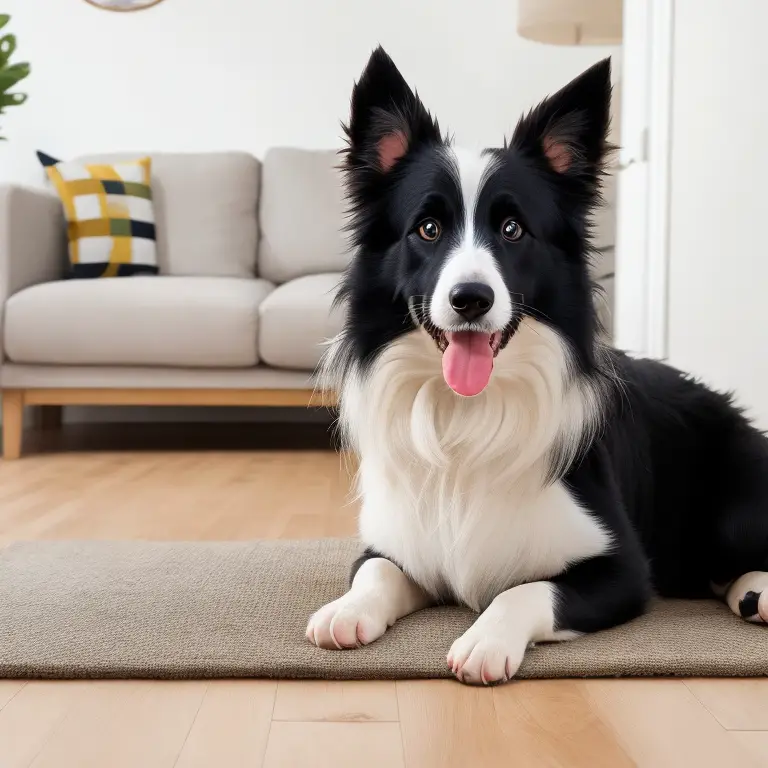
447, 627, 528, 685
306, 595, 389, 650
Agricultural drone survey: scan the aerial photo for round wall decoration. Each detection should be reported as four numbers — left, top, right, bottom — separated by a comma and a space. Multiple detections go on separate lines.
84, 0, 166, 11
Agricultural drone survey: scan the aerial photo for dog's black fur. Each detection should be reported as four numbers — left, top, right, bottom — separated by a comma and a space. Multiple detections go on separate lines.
333, 47, 768, 638
335, 48, 609, 377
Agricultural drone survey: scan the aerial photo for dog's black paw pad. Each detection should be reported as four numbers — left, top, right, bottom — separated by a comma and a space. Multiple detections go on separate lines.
738, 590, 763, 620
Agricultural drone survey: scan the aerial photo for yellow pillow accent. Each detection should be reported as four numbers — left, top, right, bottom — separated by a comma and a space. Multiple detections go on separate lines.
37, 152, 158, 278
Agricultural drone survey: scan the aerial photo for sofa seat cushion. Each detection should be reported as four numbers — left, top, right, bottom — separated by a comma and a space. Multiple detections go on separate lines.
258, 274, 344, 370
5, 276, 274, 367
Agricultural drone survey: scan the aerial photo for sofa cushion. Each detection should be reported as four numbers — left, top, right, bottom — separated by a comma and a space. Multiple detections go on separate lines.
258, 149, 350, 283
258, 273, 344, 370
5, 276, 274, 368
74, 152, 260, 278
37, 152, 159, 279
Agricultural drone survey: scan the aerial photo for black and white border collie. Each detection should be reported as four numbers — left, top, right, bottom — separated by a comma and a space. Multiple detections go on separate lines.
307, 48, 768, 685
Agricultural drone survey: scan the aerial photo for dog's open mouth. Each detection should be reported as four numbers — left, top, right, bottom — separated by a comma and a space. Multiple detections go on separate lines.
427, 327, 510, 397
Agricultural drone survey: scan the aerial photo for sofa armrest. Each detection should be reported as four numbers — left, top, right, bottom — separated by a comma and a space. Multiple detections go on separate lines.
0, 185, 67, 368
0, 185, 67, 300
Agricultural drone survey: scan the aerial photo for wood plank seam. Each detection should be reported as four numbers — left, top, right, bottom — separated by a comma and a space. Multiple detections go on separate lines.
173, 682, 210, 765
262, 676, 280, 768
0, 681, 28, 714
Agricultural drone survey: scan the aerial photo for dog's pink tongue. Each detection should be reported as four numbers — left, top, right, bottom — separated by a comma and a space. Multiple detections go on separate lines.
442, 331, 493, 397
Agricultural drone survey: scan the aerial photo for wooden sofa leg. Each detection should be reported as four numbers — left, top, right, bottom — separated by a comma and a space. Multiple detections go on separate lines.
34, 405, 63, 431
2, 390, 24, 460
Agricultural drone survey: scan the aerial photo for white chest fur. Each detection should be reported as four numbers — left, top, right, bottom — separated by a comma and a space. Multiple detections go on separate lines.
358, 466, 611, 612
330, 321, 611, 612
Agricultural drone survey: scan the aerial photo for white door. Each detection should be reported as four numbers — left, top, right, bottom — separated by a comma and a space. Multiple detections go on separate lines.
665, 0, 768, 429
613, 0, 673, 362
616, 0, 768, 428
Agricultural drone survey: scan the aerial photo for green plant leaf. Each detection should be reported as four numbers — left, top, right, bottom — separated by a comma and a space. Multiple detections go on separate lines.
0, 63, 30, 92
0, 92, 25, 108
0, 16, 28, 137
0, 33, 16, 67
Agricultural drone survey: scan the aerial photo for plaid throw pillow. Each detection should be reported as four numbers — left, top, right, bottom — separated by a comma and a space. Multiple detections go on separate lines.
37, 151, 158, 278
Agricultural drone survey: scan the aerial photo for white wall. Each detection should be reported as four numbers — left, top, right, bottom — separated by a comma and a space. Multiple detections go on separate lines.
1, 0, 618, 186
666, 0, 768, 428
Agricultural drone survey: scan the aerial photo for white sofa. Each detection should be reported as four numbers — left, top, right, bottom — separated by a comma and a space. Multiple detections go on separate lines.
0, 148, 615, 459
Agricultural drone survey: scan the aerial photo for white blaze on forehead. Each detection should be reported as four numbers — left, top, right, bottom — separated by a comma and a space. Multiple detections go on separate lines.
447, 146, 500, 245
429, 147, 513, 331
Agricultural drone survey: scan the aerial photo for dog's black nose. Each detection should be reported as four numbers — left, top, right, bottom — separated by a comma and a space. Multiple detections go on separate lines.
449, 282, 495, 321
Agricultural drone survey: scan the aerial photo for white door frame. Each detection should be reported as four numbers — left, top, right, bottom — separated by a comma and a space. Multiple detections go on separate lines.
614, 0, 674, 360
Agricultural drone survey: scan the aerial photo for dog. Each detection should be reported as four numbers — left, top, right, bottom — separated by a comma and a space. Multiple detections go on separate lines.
306, 47, 768, 685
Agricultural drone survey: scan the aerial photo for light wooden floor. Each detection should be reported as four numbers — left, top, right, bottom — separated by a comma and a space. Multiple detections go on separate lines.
1, 424, 768, 767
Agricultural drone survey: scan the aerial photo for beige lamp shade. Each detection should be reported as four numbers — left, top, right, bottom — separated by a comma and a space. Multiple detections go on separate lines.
517, 0, 623, 45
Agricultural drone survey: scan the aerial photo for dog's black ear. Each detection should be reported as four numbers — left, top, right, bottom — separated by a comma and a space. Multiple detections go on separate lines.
511, 58, 612, 192
345, 47, 440, 175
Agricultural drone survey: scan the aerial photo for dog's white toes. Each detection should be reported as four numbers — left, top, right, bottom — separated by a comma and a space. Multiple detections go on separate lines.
306, 599, 343, 649
306, 596, 388, 650
725, 572, 768, 624
740, 589, 768, 624
760, 591, 768, 622
446, 634, 475, 678
448, 630, 525, 685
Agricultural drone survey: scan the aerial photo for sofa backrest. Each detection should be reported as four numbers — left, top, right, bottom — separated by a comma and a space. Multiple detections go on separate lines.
258, 148, 350, 284
75, 152, 260, 278
256, 146, 617, 284
71, 145, 617, 284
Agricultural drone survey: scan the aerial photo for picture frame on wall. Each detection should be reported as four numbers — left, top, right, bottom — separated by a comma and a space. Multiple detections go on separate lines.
84, 0, 166, 11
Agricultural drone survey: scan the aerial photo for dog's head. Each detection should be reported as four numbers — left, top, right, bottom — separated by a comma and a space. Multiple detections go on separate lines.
337, 47, 612, 397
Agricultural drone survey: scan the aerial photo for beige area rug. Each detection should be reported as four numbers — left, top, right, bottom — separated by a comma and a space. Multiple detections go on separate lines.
0, 538, 767, 680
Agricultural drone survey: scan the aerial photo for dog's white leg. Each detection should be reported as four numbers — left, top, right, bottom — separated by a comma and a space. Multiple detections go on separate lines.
447, 581, 564, 684
724, 571, 768, 623
306, 558, 432, 649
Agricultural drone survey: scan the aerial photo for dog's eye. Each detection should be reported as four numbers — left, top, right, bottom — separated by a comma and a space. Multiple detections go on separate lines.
417, 218, 441, 242
501, 218, 524, 242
